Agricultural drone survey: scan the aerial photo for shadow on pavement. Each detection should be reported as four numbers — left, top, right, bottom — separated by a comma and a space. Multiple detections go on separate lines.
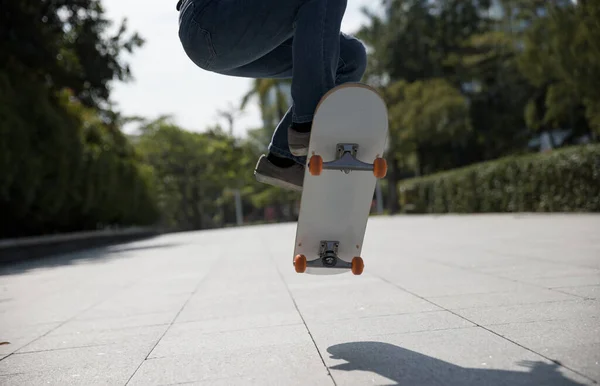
0, 240, 178, 276
327, 341, 587, 386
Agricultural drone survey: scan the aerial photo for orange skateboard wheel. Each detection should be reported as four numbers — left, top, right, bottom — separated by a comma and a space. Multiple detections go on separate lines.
294, 254, 307, 273
351, 257, 364, 275
373, 157, 387, 179
309, 155, 323, 176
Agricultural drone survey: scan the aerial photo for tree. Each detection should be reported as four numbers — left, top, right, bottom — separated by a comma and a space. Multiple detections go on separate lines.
240, 78, 291, 128
356, 0, 492, 211
386, 79, 472, 176
216, 102, 245, 136
0, 0, 155, 238
1, 0, 144, 110
518, 0, 600, 138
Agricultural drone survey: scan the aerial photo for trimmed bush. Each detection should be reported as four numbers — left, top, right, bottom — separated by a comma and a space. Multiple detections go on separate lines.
0, 72, 160, 238
399, 144, 600, 213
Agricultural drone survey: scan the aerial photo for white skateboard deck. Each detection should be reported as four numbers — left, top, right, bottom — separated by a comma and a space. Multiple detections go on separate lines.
293, 83, 388, 275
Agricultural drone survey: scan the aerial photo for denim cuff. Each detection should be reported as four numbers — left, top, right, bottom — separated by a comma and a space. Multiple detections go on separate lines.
291, 113, 314, 124
268, 144, 307, 165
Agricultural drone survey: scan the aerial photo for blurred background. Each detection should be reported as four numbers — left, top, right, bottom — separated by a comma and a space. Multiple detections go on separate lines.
1, 0, 598, 241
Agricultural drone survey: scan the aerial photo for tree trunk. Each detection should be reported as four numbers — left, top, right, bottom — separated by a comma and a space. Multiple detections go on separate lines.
415, 146, 424, 177
387, 156, 400, 214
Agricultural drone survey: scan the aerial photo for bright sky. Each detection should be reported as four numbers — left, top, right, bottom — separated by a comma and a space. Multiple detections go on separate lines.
102, 0, 379, 137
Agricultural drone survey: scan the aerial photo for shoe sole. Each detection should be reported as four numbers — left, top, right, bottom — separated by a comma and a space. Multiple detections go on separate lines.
255, 172, 303, 192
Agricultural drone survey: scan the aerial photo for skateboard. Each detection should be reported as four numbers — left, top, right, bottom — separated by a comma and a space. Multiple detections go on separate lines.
292, 83, 388, 275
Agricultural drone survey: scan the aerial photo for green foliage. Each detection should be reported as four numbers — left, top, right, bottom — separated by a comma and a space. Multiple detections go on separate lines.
356, 0, 599, 213
0, 0, 155, 238
1, 0, 144, 109
387, 79, 472, 148
399, 144, 600, 213
517, 0, 600, 136
382, 78, 472, 175
4, 0, 600, 238
0, 75, 159, 238
134, 118, 299, 230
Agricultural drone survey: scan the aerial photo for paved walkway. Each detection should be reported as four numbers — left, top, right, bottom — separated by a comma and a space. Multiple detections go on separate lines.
1, 215, 599, 385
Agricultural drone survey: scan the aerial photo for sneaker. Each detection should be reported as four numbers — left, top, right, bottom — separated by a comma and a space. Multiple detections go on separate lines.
254, 154, 304, 191
288, 125, 311, 156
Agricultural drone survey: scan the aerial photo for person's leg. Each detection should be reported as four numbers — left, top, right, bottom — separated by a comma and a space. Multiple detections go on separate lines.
269, 33, 367, 162
186, 29, 367, 163
177, 0, 366, 189
178, 0, 303, 189
178, 0, 353, 152
214, 33, 367, 192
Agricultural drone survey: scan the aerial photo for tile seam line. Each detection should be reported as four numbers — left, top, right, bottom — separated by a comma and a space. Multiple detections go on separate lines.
13, 343, 106, 355
479, 248, 600, 271
413, 254, 595, 301
123, 256, 222, 386
0, 277, 147, 364
265, 246, 338, 386
374, 273, 599, 385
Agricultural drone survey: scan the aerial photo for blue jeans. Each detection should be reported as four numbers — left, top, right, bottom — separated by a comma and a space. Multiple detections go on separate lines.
177, 0, 367, 163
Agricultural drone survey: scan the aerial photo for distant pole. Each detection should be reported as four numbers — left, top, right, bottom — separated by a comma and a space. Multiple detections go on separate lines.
234, 189, 243, 226
375, 180, 384, 214
224, 187, 244, 226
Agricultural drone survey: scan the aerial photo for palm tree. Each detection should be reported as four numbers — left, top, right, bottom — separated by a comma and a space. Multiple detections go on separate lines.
240, 78, 291, 129
216, 102, 245, 136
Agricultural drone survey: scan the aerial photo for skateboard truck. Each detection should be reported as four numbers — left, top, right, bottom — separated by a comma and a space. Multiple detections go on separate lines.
308, 143, 387, 178
328, 144, 372, 174
293, 240, 364, 275
317, 241, 347, 268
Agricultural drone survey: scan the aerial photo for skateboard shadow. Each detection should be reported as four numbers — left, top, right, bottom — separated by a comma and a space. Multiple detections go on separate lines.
326, 341, 586, 386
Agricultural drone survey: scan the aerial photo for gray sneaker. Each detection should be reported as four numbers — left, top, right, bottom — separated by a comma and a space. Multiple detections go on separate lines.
288, 126, 311, 156
254, 155, 304, 192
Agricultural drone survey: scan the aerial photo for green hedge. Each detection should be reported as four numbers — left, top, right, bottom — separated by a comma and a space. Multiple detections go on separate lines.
0, 71, 160, 238
399, 144, 600, 213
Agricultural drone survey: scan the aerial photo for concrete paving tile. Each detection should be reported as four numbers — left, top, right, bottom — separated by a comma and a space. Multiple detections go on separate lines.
0, 280, 118, 329
427, 287, 580, 310
482, 244, 600, 270
306, 310, 475, 342
425, 252, 526, 270
455, 299, 600, 326
0, 344, 147, 384
175, 293, 297, 323
526, 275, 600, 289
2, 215, 599, 385
171, 310, 302, 333
282, 270, 382, 290
1, 302, 92, 329
491, 318, 600, 382
153, 376, 331, 386
0, 322, 61, 356
316, 327, 591, 386
128, 344, 331, 386
555, 285, 600, 300
197, 278, 289, 298
0, 367, 132, 385
540, 344, 600, 383
490, 318, 600, 349
148, 323, 311, 359
290, 280, 441, 323
476, 261, 600, 282
372, 259, 533, 298
17, 324, 167, 353
77, 292, 190, 319
50, 311, 175, 334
